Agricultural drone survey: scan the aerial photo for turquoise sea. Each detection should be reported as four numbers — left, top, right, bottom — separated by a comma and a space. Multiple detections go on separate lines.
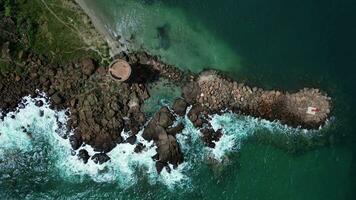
1, 0, 356, 199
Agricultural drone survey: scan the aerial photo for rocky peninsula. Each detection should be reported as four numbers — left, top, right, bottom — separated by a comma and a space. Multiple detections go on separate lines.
0, 0, 332, 172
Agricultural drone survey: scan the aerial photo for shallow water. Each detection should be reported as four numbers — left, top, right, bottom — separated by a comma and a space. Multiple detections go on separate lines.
2, 0, 356, 199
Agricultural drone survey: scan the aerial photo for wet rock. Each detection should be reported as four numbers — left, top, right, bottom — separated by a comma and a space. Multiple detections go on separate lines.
152, 153, 159, 161
172, 98, 188, 116
134, 143, 145, 153
39, 110, 44, 117
78, 149, 90, 164
166, 123, 184, 136
69, 134, 83, 150
201, 128, 223, 148
156, 134, 183, 166
91, 153, 110, 164
35, 100, 44, 107
81, 58, 96, 76
187, 104, 204, 127
91, 134, 118, 153
155, 161, 168, 174
142, 121, 157, 141
124, 135, 137, 145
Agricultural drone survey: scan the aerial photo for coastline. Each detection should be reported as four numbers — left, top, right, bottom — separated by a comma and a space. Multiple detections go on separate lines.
0, 0, 333, 174
74, 0, 124, 56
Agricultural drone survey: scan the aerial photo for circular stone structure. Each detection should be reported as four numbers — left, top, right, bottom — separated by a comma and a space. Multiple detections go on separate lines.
108, 59, 131, 82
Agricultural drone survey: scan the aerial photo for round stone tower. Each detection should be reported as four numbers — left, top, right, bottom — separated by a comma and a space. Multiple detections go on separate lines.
108, 59, 131, 82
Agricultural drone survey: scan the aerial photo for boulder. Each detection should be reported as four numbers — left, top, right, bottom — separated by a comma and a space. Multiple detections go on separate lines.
134, 143, 145, 153
156, 134, 183, 166
142, 121, 156, 141
69, 134, 83, 150
78, 149, 90, 164
91, 153, 110, 164
172, 99, 188, 116
81, 58, 96, 76
187, 104, 204, 127
51, 93, 64, 105
155, 161, 167, 174
35, 100, 44, 107
201, 128, 223, 148
182, 82, 200, 104
155, 107, 174, 128
166, 123, 184, 136
124, 135, 137, 145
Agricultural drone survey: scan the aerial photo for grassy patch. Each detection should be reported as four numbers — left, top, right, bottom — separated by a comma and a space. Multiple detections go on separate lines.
0, 0, 109, 72
17, 0, 105, 64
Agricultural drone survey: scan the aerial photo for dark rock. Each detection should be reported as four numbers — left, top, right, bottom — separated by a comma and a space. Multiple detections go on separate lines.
69, 134, 83, 150
91, 153, 110, 164
155, 107, 174, 128
142, 121, 157, 141
51, 93, 64, 105
91, 134, 117, 153
155, 161, 167, 174
18, 103, 25, 109
182, 82, 200, 104
35, 100, 44, 107
187, 104, 204, 127
172, 99, 188, 116
124, 135, 137, 145
134, 143, 145, 153
166, 123, 184, 136
207, 142, 216, 148
81, 58, 96, 76
165, 165, 171, 173
115, 135, 123, 144
152, 153, 159, 161
156, 135, 183, 166
201, 128, 223, 148
78, 149, 90, 164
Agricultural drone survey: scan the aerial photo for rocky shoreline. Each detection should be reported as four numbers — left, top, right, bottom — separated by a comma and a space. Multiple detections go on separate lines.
0, 49, 332, 171
0, 3, 332, 173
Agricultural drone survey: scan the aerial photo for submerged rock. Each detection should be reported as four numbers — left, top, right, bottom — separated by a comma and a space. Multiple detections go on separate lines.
91, 153, 110, 164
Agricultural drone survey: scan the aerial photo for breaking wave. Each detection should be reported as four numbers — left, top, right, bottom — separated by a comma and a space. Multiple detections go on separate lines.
0, 96, 315, 190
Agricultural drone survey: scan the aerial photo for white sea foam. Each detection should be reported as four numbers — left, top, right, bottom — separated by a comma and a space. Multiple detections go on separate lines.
0, 96, 316, 190
0, 96, 189, 189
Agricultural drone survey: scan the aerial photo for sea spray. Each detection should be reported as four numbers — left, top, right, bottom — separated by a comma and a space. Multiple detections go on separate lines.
0, 96, 190, 189
0, 96, 316, 191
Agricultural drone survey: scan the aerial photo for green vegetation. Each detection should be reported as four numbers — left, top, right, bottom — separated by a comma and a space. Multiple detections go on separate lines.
0, 0, 110, 75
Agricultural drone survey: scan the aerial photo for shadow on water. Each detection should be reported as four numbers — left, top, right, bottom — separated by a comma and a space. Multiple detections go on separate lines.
126, 63, 160, 84
156, 23, 171, 50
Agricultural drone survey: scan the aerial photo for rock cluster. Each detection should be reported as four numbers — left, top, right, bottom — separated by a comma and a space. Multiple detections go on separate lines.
185, 70, 332, 129
143, 106, 185, 173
